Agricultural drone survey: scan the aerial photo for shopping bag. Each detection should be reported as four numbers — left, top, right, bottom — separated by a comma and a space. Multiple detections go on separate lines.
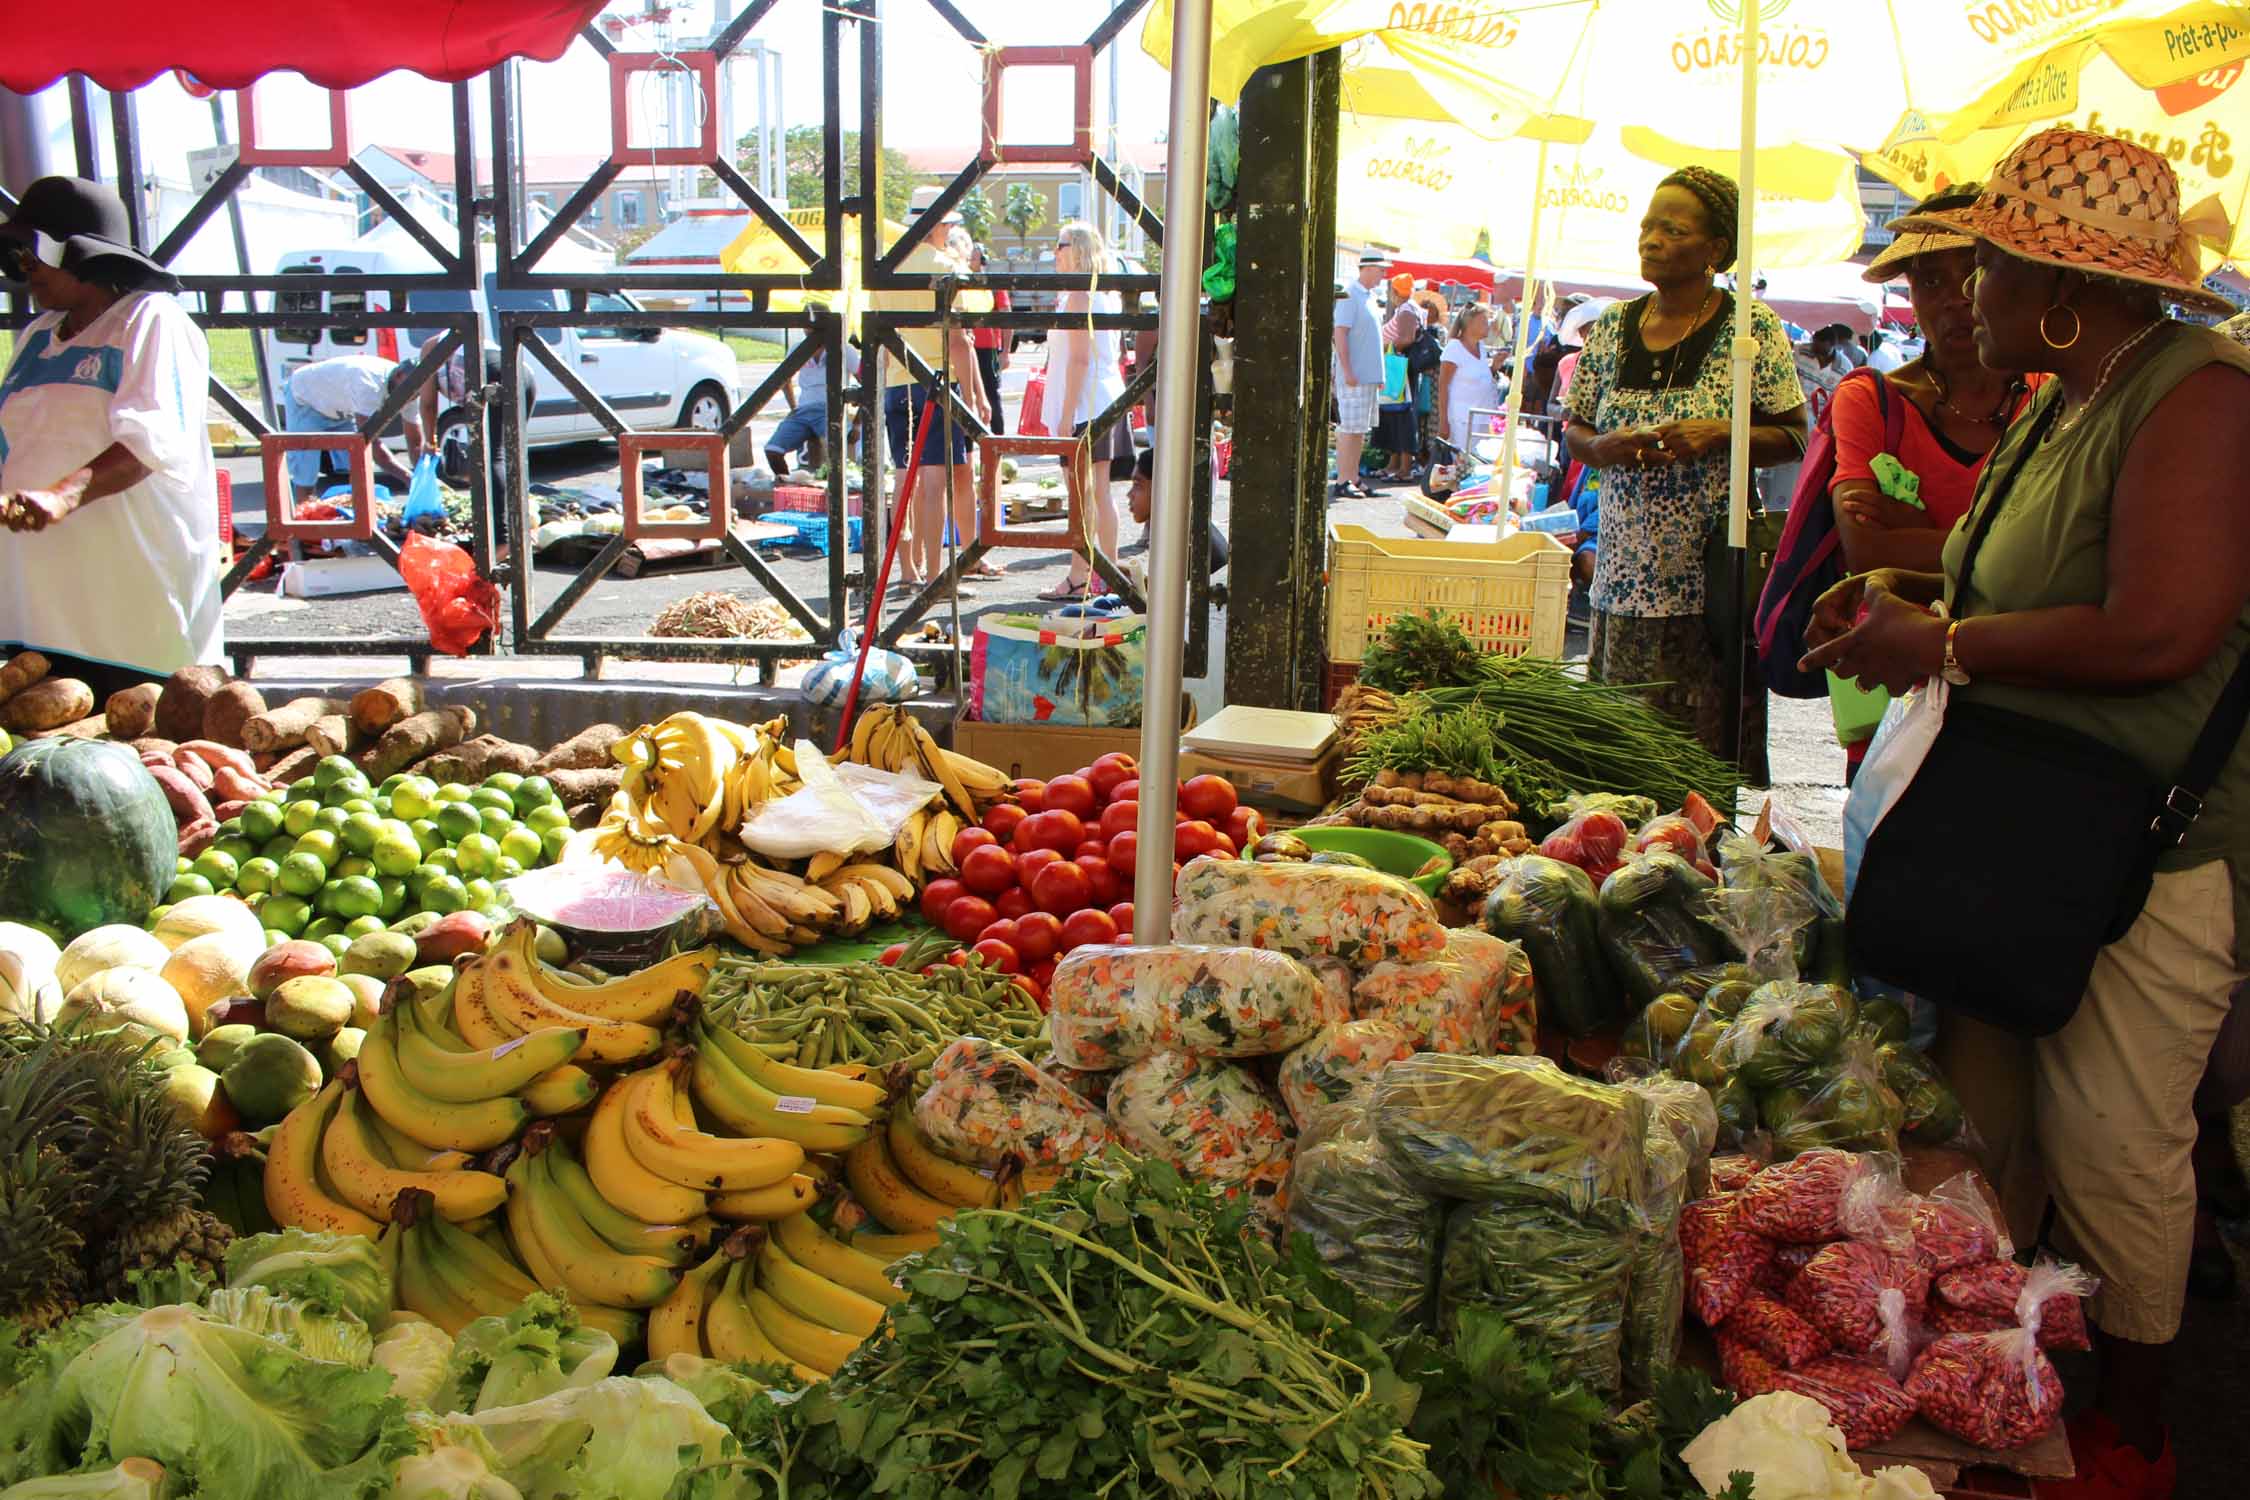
398, 532, 501, 656
970, 613, 1148, 726
1840, 675, 1948, 899
1019, 371, 1050, 437
402, 455, 447, 532
801, 628, 921, 708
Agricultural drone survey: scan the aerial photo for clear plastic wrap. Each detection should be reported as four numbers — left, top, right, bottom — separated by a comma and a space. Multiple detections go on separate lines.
1766, 1037, 1906, 1159
1682, 1196, 1778, 1327
1709, 1153, 1766, 1196
1282, 1100, 1444, 1326
1906, 1330, 2065, 1449
1734, 1149, 1900, 1245
1715, 982, 1859, 1091
1032, 1049, 1116, 1110
1537, 808, 1633, 885
1596, 853, 1729, 1007
1774, 1355, 1918, 1448
1276, 1020, 1420, 1132
1910, 1173, 2012, 1275
1352, 928, 1522, 1055
1620, 991, 1703, 1069
1714, 827, 1842, 977
1480, 855, 1624, 1037
1876, 1041, 1974, 1150
1611, 1062, 1721, 1182
912, 1037, 1119, 1170
1720, 1290, 1832, 1369
1305, 958, 1356, 1026
1046, 942, 1328, 1070
1716, 1328, 1786, 1398
1492, 940, 1538, 1055
1933, 1256, 2095, 1353
1784, 1241, 1931, 1376
1542, 791, 1659, 832
1369, 1053, 1650, 1225
1106, 1051, 1295, 1188
1623, 1114, 1690, 1391
1631, 813, 1717, 878
1172, 857, 1449, 965
1439, 1197, 1633, 1395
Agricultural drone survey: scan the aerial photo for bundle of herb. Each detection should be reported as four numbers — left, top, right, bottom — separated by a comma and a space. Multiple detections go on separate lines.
1355, 610, 1490, 694
1342, 700, 1573, 816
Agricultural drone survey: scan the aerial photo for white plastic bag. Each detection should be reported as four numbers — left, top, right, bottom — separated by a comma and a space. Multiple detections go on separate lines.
1841, 675, 1949, 900
738, 740, 893, 859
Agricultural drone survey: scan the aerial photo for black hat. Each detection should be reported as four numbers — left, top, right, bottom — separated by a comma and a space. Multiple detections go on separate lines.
1, 176, 177, 290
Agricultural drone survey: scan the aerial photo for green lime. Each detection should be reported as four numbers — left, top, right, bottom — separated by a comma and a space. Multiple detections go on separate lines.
461, 877, 498, 912
261, 893, 312, 937
416, 873, 467, 915
378, 774, 404, 793
320, 934, 352, 959
238, 800, 284, 842
288, 776, 318, 800
144, 905, 172, 928
314, 806, 350, 836
469, 787, 515, 815
330, 875, 383, 921
477, 806, 515, 839
371, 825, 423, 878
454, 832, 501, 879
343, 914, 387, 940
282, 799, 321, 837
510, 775, 557, 814
322, 778, 372, 810
421, 848, 461, 879
481, 772, 525, 796
333, 856, 375, 881
312, 882, 344, 917
190, 850, 240, 889
292, 830, 341, 867
436, 783, 474, 804
372, 797, 393, 819
499, 826, 544, 867
337, 796, 374, 815
340, 811, 385, 856
408, 819, 442, 855
541, 826, 571, 863
260, 835, 296, 862
434, 802, 483, 843
263, 927, 292, 950
217, 818, 244, 839
391, 776, 439, 821
492, 855, 525, 883
176, 856, 192, 875
165, 873, 214, 904
235, 856, 281, 896
375, 876, 408, 918
525, 803, 570, 834
212, 836, 257, 868
313, 755, 359, 792
278, 851, 329, 899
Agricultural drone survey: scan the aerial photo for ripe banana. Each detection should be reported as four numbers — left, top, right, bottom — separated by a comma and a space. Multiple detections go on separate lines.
705, 1256, 825, 1383
393, 989, 587, 1102
390, 1216, 480, 1334
421, 1207, 541, 1319
773, 1212, 905, 1307
501, 919, 714, 1022
850, 1228, 942, 1264
618, 1060, 807, 1193
264, 1081, 382, 1237
478, 946, 666, 1064
709, 1172, 819, 1222
843, 1131, 952, 1234
688, 1031, 874, 1153
910, 719, 982, 823
647, 1244, 727, 1361
759, 1236, 883, 1338
322, 1086, 508, 1222
745, 1284, 861, 1375
543, 1138, 705, 1264
448, 958, 521, 1049
804, 849, 847, 884
521, 1064, 599, 1117
353, 1013, 528, 1152
695, 1015, 884, 1114
585, 1077, 707, 1224
362, 1102, 474, 1173
921, 809, 962, 879
886, 1110, 998, 1210
504, 1144, 681, 1309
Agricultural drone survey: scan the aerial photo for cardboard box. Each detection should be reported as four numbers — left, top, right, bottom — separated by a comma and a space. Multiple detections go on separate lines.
1177, 744, 1340, 815
952, 719, 1152, 782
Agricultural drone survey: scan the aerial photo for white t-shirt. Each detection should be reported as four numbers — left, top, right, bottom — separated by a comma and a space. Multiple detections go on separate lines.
1866, 342, 1906, 373
289, 355, 394, 420
1041, 290, 1128, 433
0, 291, 221, 675
1439, 337, 1502, 454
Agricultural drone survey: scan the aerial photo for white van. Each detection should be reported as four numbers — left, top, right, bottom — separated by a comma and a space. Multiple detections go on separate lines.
265, 249, 743, 466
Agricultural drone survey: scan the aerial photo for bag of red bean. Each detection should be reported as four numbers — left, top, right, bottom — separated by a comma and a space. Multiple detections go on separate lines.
1910, 1173, 2011, 1275
1719, 1290, 1831, 1368
1907, 1329, 2065, 1449
1785, 1240, 1931, 1376
1774, 1355, 1918, 1448
1926, 1302, 2008, 1338
1682, 1196, 1777, 1326
1708, 1153, 1765, 1196
1735, 1148, 1899, 1244
1752, 1239, 1824, 1298
1715, 1329, 1785, 1398
1934, 1256, 2095, 1352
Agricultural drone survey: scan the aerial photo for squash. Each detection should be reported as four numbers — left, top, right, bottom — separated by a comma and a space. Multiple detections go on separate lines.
159, 932, 257, 1038
0, 739, 176, 938
0, 921, 63, 1025
58, 966, 190, 1043
55, 924, 175, 994
151, 894, 265, 955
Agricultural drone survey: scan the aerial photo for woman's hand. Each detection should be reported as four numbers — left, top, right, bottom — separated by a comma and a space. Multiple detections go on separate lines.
0, 488, 77, 532
1838, 492, 1929, 532
1799, 577, 1947, 693
1589, 427, 1657, 467
1647, 419, 1731, 460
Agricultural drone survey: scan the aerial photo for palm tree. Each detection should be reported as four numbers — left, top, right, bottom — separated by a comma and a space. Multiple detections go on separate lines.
1002, 182, 1048, 250
957, 187, 996, 246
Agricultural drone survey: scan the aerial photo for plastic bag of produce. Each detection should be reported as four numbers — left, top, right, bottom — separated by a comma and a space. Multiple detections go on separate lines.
1283, 1100, 1444, 1326
1933, 1256, 2095, 1352
1709, 1153, 1766, 1196
1620, 991, 1702, 1069
1716, 982, 1859, 1092
1715, 827, 1842, 974
1785, 1240, 1931, 1375
1351, 928, 1521, 1055
913, 1037, 1118, 1170
1491, 941, 1538, 1055
1766, 1037, 1906, 1159
1107, 1051, 1294, 1188
1631, 813, 1717, 877
1305, 958, 1355, 1025
1911, 1173, 2012, 1275
1611, 1063, 1721, 1182
1370, 1053, 1650, 1225
1440, 1197, 1633, 1394
1773, 1354, 1918, 1448
1537, 808, 1632, 884
1716, 1329, 1786, 1397
1541, 791, 1658, 832
1480, 855, 1623, 1037
1173, 857, 1448, 965
1720, 1290, 1831, 1369
1906, 1328, 2065, 1449
1622, 1108, 1691, 1390
1706, 881, 1819, 988
1682, 1196, 1778, 1327
1734, 1149, 1901, 1244
1277, 1019, 1420, 1131
1047, 943, 1327, 1070
1876, 1041, 1974, 1150
1032, 1049, 1115, 1110
1597, 853, 1729, 1007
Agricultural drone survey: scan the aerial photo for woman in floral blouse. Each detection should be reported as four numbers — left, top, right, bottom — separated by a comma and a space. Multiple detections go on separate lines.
1564, 167, 1807, 780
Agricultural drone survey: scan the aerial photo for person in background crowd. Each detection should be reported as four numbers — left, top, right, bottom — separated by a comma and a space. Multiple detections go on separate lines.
1409, 294, 1447, 461
1124, 445, 1229, 581
0, 176, 221, 695
966, 242, 1009, 435
1829, 322, 1870, 368
764, 336, 857, 482
1330, 252, 1388, 499
283, 353, 421, 506
1435, 302, 1504, 461
1863, 327, 1905, 372
1564, 165, 1807, 780
1805, 128, 2250, 1500
1793, 324, 1852, 416
1518, 340, 1567, 419
1041, 221, 1132, 600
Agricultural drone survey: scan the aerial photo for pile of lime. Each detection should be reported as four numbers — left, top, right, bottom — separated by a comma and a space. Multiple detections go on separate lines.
164, 755, 571, 955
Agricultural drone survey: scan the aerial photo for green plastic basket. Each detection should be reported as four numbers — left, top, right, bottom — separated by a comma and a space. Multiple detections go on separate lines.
1289, 826, 1453, 896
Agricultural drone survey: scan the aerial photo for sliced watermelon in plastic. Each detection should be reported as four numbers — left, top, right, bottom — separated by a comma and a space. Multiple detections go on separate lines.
500, 866, 717, 963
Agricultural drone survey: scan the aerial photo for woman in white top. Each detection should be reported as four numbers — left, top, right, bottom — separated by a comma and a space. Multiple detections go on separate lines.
1435, 302, 1504, 459
1040, 221, 1133, 600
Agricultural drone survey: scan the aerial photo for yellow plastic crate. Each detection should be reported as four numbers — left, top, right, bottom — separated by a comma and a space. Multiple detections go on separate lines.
1326, 524, 1571, 664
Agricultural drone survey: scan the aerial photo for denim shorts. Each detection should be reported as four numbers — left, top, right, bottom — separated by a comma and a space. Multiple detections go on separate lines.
767, 401, 827, 457
884, 383, 973, 467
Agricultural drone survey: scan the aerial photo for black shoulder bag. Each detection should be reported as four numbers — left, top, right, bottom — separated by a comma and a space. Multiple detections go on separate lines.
1846, 395, 2250, 1037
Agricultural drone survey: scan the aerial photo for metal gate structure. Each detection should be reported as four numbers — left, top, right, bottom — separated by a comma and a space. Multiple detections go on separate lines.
5, 0, 1216, 685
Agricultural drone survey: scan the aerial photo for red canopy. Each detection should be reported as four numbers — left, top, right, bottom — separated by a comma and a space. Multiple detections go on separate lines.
1385, 256, 1497, 294
0, 1, 605, 93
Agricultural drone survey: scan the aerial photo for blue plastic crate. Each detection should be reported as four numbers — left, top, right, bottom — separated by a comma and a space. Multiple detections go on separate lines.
755, 510, 862, 556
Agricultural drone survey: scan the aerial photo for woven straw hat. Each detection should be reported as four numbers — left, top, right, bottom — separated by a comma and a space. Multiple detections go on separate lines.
1861, 204, 1976, 285
1889, 127, 2235, 315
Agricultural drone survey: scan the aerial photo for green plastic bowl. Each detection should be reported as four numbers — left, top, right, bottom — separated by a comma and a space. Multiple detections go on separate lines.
1289, 826, 1453, 896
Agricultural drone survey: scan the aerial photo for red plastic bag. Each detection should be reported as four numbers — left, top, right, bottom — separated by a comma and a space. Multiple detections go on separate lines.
400, 532, 501, 656
1018, 370, 1050, 436
1537, 810, 1631, 884
1910, 1173, 2011, 1274
1735, 1148, 1893, 1244
1784, 1240, 1930, 1375
1719, 1290, 1831, 1369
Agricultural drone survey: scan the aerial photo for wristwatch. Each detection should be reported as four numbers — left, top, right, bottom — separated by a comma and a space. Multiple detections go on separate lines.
1940, 618, 1971, 687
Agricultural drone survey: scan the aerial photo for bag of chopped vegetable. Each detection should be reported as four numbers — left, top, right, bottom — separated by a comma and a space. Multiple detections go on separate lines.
1370, 1053, 1650, 1229
1715, 981, 1858, 1093
1174, 856, 1449, 966
1480, 854, 1623, 1037
1351, 927, 1523, 1055
1541, 791, 1659, 835
1305, 957, 1355, 1025
1283, 1098, 1445, 1327
1440, 1196, 1635, 1394
1108, 1051, 1295, 1189
1032, 1049, 1116, 1109
1598, 852, 1731, 1008
1767, 1036, 1906, 1158
1047, 942, 1327, 1070
912, 1037, 1119, 1170
1277, 1019, 1420, 1131
1876, 1040, 1974, 1150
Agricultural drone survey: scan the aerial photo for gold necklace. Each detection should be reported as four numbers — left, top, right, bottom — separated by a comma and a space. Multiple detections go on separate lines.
2051, 320, 2170, 437
1637, 286, 1717, 396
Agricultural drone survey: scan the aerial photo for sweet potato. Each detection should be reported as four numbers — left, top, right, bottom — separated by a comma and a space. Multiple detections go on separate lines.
306, 716, 353, 758
349, 678, 421, 740
265, 745, 319, 785
172, 754, 215, 791
2, 678, 93, 733
200, 680, 267, 749
212, 799, 252, 822
154, 665, 228, 742
130, 738, 178, 761
146, 762, 216, 827
0, 651, 48, 706
177, 741, 259, 779
363, 706, 475, 780
241, 695, 342, 752
176, 818, 219, 857
105, 682, 162, 739
534, 722, 626, 773
210, 766, 267, 806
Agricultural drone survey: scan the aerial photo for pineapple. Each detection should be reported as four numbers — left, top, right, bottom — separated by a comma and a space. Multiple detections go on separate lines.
71, 1067, 234, 1303
0, 1030, 98, 1327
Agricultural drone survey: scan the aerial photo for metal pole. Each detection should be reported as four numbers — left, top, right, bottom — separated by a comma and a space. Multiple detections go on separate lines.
208, 97, 276, 427
1727, 1, 1760, 550
0, 87, 51, 195
1492, 137, 1550, 508
1131, 0, 1213, 939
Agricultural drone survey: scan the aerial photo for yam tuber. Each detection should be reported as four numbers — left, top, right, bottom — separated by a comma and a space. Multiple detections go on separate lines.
155, 665, 229, 742
241, 695, 343, 752
2, 678, 94, 733
105, 683, 161, 739
363, 706, 475, 780
0, 651, 49, 706
349, 677, 422, 740
264, 745, 318, 785
421, 735, 539, 784
306, 716, 353, 758
533, 722, 627, 773
200, 680, 267, 749
543, 766, 622, 807
46, 715, 111, 740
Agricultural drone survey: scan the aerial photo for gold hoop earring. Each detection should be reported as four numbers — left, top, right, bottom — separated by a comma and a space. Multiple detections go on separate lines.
2039, 304, 2082, 350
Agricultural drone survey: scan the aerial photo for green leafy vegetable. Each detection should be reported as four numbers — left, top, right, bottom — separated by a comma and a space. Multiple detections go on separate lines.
374, 1319, 457, 1410
203, 1284, 375, 1367
467, 1375, 731, 1500
0, 1458, 169, 1499
440, 1293, 618, 1416
224, 1228, 393, 1326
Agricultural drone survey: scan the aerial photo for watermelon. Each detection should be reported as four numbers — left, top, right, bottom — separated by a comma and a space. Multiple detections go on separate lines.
0, 738, 177, 938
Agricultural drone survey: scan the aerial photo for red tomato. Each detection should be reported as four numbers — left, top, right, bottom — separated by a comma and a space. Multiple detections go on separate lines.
959, 843, 1018, 898
976, 917, 1020, 948
1029, 956, 1059, 990
1111, 777, 1140, 806
994, 886, 1034, 920
970, 938, 1021, 974
1030, 858, 1093, 915
1098, 798, 1139, 841
1179, 774, 1239, 822
1042, 774, 1097, 821
1016, 846, 1064, 890
983, 802, 1028, 842
1010, 778, 1046, 814
942, 894, 997, 942
877, 942, 908, 967
1018, 808, 1085, 854
919, 877, 967, 926
1076, 854, 1120, 907
1073, 839, 1107, 861
951, 826, 998, 867
1011, 971, 1044, 1005
1210, 832, 1238, 858
1059, 907, 1119, 952
1087, 752, 1138, 802
1175, 819, 1221, 858
1224, 806, 1263, 852
1013, 911, 1063, 964
1107, 901, 1135, 936
1106, 829, 1138, 877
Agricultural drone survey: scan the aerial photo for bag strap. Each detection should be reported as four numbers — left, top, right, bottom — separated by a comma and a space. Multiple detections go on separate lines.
1944, 392, 2062, 615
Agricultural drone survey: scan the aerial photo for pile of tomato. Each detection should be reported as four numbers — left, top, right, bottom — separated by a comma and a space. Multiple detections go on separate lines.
909, 752, 1260, 1000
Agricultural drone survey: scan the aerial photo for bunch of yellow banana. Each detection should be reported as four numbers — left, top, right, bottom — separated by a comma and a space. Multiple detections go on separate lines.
843, 1110, 1063, 1235
502, 1128, 702, 1319
317, 1076, 509, 1224
841, 705, 1010, 825
710, 857, 840, 955
386, 1185, 549, 1336
452, 920, 712, 1068
811, 862, 914, 934
647, 1219, 895, 1381
612, 712, 741, 845
891, 802, 963, 886
687, 1016, 878, 1157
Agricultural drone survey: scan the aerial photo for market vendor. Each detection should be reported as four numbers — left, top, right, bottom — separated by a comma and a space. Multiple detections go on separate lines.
284, 354, 420, 506
1562, 166, 1807, 781
0, 176, 221, 696
1803, 128, 2250, 1498
1124, 445, 1228, 582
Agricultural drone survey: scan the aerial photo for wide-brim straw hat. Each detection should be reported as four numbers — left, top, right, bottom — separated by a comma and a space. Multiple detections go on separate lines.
1889, 127, 2236, 315
1861, 209, 1976, 284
